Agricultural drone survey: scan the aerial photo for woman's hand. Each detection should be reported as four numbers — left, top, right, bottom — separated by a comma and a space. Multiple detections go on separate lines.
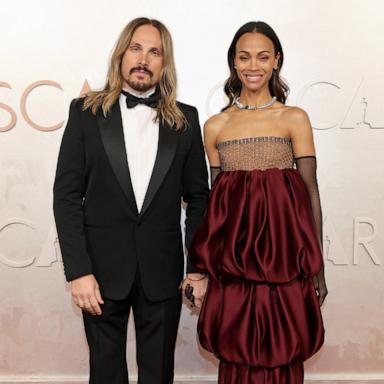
312, 267, 328, 306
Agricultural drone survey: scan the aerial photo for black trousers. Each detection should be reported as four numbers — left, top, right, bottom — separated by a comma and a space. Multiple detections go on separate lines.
82, 270, 182, 384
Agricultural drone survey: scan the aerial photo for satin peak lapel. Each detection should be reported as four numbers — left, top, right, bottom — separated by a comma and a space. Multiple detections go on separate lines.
98, 102, 138, 216
140, 120, 179, 216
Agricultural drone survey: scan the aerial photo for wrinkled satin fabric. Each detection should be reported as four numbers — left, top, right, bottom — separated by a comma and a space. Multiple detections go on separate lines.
190, 168, 324, 371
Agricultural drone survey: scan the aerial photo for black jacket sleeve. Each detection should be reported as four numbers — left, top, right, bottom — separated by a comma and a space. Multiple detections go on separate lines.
53, 99, 93, 281
182, 107, 209, 273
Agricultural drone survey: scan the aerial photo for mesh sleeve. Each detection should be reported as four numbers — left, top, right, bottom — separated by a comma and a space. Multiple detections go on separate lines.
210, 166, 221, 187
294, 156, 322, 249
295, 155, 328, 305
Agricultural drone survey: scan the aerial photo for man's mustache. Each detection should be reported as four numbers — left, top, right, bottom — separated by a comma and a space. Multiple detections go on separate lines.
130, 66, 153, 77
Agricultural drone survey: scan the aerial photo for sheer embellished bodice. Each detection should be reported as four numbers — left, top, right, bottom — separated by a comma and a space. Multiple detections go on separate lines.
217, 136, 293, 171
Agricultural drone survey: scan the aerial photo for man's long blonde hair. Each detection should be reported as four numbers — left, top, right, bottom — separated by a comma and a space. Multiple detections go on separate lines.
83, 17, 186, 130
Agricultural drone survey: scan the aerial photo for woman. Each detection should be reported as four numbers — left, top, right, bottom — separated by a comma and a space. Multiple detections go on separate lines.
185, 21, 328, 383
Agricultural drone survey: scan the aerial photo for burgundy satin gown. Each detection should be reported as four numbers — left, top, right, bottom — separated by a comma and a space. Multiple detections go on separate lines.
190, 137, 324, 383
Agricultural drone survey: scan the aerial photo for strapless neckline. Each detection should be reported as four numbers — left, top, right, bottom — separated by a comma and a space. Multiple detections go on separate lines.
216, 136, 291, 149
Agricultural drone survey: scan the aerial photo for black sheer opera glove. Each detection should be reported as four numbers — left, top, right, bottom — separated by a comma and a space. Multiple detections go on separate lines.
210, 166, 221, 187
295, 156, 328, 306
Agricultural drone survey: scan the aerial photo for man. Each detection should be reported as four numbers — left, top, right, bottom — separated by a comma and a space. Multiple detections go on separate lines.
53, 17, 209, 384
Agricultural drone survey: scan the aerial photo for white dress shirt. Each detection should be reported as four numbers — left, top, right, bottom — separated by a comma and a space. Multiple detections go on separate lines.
119, 87, 159, 213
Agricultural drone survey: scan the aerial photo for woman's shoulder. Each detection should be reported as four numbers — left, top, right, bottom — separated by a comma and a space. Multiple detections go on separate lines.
279, 106, 313, 139
280, 105, 310, 125
204, 110, 232, 131
203, 110, 235, 145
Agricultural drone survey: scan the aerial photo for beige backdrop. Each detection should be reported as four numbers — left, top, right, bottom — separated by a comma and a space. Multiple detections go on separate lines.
1, 0, 384, 382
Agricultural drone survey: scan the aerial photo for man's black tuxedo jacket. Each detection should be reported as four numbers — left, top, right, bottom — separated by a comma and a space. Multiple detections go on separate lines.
53, 98, 209, 301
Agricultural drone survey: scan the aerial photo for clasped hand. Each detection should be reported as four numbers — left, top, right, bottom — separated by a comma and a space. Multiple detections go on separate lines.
180, 273, 208, 309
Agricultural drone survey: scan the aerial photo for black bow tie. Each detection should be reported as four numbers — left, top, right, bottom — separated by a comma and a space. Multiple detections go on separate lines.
121, 90, 160, 109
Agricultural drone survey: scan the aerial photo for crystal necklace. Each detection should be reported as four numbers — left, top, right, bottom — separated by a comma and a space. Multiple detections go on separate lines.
234, 96, 277, 110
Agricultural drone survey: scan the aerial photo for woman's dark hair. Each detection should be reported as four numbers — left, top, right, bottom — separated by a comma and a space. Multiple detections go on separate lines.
222, 21, 289, 111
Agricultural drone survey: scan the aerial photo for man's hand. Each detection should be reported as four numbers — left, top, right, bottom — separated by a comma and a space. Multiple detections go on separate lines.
71, 274, 104, 315
181, 273, 208, 309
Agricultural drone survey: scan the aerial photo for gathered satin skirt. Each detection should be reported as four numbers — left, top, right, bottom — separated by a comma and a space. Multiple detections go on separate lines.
190, 169, 325, 383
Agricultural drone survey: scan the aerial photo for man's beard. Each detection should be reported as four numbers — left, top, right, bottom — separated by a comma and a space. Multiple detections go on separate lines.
127, 66, 156, 92
127, 79, 155, 93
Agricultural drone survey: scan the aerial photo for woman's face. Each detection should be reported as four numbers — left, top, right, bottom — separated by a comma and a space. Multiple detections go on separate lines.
234, 32, 279, 93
